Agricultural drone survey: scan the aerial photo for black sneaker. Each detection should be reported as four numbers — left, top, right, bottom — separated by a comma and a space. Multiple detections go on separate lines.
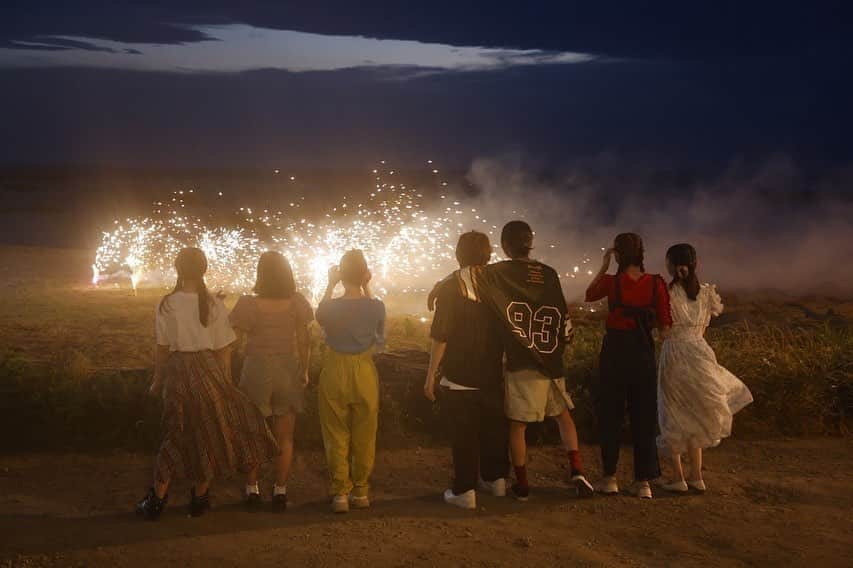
246, 491, 262, 512
510, 483, 530, 502
189, 488, 211, 517
136, 487, 167, 521
272, 492, 288, 513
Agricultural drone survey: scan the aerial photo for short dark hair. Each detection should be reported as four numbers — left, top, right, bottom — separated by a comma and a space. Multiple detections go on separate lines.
340, 249, 369, 286
254, 251, 297, 299
501, 220, 534, 259
455, 231, 492, 267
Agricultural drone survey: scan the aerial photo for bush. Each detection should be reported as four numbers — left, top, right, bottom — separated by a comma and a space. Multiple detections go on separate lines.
0, 321, 849, 453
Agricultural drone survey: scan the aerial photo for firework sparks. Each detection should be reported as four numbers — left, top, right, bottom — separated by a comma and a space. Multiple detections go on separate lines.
92, 165, 595, 303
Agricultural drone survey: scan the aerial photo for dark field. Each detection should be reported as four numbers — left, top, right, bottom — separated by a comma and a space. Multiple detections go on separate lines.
1, 245, 851, 567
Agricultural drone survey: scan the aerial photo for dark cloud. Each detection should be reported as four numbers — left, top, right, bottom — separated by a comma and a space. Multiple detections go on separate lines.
4, 36, 125, 53
3, 1, 850, 60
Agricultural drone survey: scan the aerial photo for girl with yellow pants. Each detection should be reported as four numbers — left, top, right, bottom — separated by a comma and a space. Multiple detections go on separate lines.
316, 250, 385, 513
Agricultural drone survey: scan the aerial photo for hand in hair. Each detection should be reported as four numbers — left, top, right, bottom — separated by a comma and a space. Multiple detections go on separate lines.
327, 265, 341, 285
601, 248, 615, 271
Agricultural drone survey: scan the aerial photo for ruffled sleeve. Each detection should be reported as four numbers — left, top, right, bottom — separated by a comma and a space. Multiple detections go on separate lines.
706, 284, 724, 317
229, 295, 255, 331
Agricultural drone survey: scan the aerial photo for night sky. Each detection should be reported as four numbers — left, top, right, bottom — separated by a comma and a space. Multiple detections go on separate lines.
2, 1, 851, 169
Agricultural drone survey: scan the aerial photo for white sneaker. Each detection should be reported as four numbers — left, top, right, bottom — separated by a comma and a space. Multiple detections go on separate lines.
659, 480, 689, 493
594, 476, 619, 495
571, 474, 595, 498
628, 481, 653, 499
349, 495, 370, 509
688, 479, 707, 493
331, 495, 349, 513
443, 489, 476, 510
478, 477, 507, 497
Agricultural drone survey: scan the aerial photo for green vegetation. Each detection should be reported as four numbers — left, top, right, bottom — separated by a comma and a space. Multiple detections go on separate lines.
1, 314, 849, 452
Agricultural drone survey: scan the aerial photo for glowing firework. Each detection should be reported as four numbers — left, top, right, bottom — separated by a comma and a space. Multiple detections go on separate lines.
92, 165, 596, 304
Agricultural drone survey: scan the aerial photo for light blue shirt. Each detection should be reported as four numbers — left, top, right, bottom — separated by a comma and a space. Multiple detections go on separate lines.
316, 297, 386, 354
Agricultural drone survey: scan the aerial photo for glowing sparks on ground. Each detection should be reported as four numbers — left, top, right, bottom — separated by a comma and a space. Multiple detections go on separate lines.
92, 165, 594, 304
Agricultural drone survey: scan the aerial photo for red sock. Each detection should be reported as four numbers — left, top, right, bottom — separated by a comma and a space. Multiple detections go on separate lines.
514, 465, 528, 488
568, 450, 584, 476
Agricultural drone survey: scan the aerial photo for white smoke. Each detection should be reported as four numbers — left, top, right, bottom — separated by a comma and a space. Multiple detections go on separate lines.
458, 154, 853, 300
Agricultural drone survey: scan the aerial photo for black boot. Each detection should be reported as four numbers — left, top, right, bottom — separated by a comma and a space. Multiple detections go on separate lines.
136, 488, 167, 521
271, 492, 288, 513
189, 487, 211, 517
246, 491, 262, 512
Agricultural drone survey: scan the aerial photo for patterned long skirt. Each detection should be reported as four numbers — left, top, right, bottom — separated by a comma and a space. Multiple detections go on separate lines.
155, 351, 279, 483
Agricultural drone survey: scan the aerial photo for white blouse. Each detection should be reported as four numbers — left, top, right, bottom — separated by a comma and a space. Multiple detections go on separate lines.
155, 292, 236, 352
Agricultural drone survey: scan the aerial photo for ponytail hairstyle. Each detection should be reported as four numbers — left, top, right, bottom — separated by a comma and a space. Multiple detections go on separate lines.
158, 247, 213, 326
614, 232, 645, 273
666, 243, 700, 301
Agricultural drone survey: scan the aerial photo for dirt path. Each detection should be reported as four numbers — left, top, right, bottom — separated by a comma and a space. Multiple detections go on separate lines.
1, 438, 851, 567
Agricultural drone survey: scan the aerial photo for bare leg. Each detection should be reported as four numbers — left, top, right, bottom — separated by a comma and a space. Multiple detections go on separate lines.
509, 421, 527, 467
273, 412, 297, 486
688, 447, 703, 481
195, 480, 210, 495
670, 450, 685, 482
246, 465, 260, 486
154, 479, 170, 499
554, 409, 579, 452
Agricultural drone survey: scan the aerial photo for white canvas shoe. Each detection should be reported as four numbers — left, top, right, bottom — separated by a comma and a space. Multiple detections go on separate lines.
688, 479, 707, 493
331, 495, 349, 514
594, 476, 619, 495
660, 480, 689, 493
443, 489, 477, 510
478, 477, 507, 497
628, 481, 653, 499
349, 495, 370, 509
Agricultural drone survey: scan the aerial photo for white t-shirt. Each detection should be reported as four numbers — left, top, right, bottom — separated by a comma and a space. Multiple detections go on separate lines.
155, 292, 236, 352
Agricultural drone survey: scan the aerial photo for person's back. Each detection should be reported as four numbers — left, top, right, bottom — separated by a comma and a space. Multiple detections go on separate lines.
231, 294, 313, 356
156, 291, 234, 353
431, 267, 504, 388
317, 296, 385, 354
475, 258, 570, 378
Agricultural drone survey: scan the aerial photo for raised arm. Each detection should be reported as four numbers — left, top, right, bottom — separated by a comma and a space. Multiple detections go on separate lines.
585, 248, 614, 301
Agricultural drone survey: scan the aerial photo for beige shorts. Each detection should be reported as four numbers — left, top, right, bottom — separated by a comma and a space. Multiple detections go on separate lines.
239, 354, 304, 417
505, 369, 574, 423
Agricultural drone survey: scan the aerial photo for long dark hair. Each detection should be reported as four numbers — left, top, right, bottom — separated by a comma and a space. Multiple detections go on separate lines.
158, 247, 213, 326
254, 251, 297, 299
614, 232, 645, 273
667, 243, 700, 301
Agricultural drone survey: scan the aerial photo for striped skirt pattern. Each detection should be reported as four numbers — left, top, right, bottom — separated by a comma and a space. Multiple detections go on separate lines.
155, 351, 279, 483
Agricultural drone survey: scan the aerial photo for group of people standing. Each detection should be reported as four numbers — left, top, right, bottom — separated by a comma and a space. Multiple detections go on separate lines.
137, 248, 384, 519
136, 220, 752, 520
425, 223, 752, 507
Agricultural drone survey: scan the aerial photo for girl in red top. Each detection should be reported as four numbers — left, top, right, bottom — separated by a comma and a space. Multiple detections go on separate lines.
585, 233, 672, 499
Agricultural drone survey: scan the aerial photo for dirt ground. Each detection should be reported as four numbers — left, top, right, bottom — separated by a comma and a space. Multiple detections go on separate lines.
1, 438, 851, 567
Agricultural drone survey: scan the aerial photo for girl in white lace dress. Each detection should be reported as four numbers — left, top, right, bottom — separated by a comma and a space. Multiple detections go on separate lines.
657, 244, 753, 493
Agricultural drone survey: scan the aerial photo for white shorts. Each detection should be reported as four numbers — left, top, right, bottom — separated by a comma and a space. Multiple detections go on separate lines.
504, 369, 574, 423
